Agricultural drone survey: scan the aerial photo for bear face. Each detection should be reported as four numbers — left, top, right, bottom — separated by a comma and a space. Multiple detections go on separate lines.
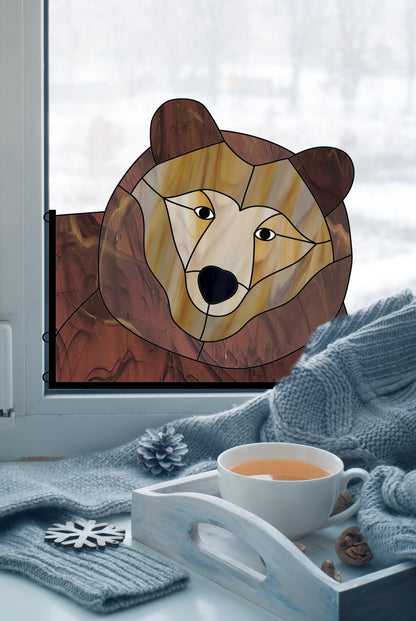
98, 98, 353, 370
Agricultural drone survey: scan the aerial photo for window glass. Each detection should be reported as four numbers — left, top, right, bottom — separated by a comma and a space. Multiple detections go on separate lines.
49, 0, 416, 318
48, 0, 416, 393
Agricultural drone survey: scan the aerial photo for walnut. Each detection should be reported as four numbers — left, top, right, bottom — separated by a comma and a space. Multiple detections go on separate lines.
320, 560, 341, 582
330, 489, 352, 516
335, 526, 373, 566
293, 541, 306, 552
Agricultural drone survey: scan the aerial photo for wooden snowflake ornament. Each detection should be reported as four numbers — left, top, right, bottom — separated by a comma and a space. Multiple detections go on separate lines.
45, 519, 125, 550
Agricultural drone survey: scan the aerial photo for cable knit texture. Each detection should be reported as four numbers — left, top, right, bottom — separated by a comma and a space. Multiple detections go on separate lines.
0, 290, 416, 609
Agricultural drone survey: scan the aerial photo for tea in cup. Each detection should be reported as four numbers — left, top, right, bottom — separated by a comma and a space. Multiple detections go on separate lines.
217, 442, 368, 540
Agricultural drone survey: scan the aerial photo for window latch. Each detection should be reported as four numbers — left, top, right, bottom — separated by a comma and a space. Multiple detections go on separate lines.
0, 322, 14, 424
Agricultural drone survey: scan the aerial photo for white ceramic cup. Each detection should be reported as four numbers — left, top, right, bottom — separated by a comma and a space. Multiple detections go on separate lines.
217, 442, 369, 540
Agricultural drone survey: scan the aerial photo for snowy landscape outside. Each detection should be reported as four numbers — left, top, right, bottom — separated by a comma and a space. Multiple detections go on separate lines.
48, 0, 416, 312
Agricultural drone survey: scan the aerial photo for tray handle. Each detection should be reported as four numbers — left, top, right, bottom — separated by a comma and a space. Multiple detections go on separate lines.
189, 520, 267, 582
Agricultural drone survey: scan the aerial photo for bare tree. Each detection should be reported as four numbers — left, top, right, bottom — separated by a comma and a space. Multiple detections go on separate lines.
285, 0, 314, 108
405, 0, 416, 113
335, 0, 381, 113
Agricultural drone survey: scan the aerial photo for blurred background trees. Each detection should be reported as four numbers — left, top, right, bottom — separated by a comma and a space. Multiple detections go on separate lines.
48, 0, 416, 309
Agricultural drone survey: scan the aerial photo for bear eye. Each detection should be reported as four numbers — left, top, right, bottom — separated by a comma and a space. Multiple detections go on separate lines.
194, 206, 214, 220
255, 228, 276, 241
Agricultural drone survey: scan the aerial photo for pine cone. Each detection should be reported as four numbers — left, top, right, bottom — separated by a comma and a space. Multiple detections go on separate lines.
136, 424, 189, 475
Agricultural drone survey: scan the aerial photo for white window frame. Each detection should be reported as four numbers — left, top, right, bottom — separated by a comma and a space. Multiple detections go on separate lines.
0, 0, 264, 459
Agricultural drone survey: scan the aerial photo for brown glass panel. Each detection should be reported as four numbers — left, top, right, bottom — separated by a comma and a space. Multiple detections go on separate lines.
55, 288, 302, 384
118, 147, 155, 194
222, 131, 293, 165
290, 147, 354, 216
55, 212, 102, 331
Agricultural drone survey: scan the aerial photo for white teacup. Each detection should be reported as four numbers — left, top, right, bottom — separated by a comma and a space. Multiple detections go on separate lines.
217, 442, 369, 540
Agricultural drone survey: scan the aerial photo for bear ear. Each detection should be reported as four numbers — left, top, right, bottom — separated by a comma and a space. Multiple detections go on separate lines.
150, 98, 224, 163
289, 147, 354, 216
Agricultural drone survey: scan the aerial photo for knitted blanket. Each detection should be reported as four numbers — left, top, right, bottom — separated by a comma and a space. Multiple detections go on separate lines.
1, 290, 415, 611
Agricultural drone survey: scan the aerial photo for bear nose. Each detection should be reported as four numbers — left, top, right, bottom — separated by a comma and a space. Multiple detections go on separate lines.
198, 266, 238, 305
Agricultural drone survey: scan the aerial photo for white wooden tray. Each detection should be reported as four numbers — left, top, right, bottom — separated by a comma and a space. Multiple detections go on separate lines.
131, 471, 416, 621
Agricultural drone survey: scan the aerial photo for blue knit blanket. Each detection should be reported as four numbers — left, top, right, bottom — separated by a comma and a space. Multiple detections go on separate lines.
1, 290, 415, 610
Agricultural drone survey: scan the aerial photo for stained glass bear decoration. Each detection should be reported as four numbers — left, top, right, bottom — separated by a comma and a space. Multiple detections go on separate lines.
54, 98, 353, 384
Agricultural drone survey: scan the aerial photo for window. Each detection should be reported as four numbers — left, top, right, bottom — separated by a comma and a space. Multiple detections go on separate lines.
1, 0, 415, 458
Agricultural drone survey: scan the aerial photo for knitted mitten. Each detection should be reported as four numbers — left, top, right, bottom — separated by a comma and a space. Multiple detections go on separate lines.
303, 289, 414, 359
261, 290, 416, 469
358, 466, 416, 565
0, 508, 188, 613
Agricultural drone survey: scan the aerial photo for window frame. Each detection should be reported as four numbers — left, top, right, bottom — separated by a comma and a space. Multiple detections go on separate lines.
0, 0, 264, 458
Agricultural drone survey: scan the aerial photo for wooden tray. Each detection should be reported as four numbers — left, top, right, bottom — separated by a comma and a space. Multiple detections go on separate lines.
131, 471, 416, 621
